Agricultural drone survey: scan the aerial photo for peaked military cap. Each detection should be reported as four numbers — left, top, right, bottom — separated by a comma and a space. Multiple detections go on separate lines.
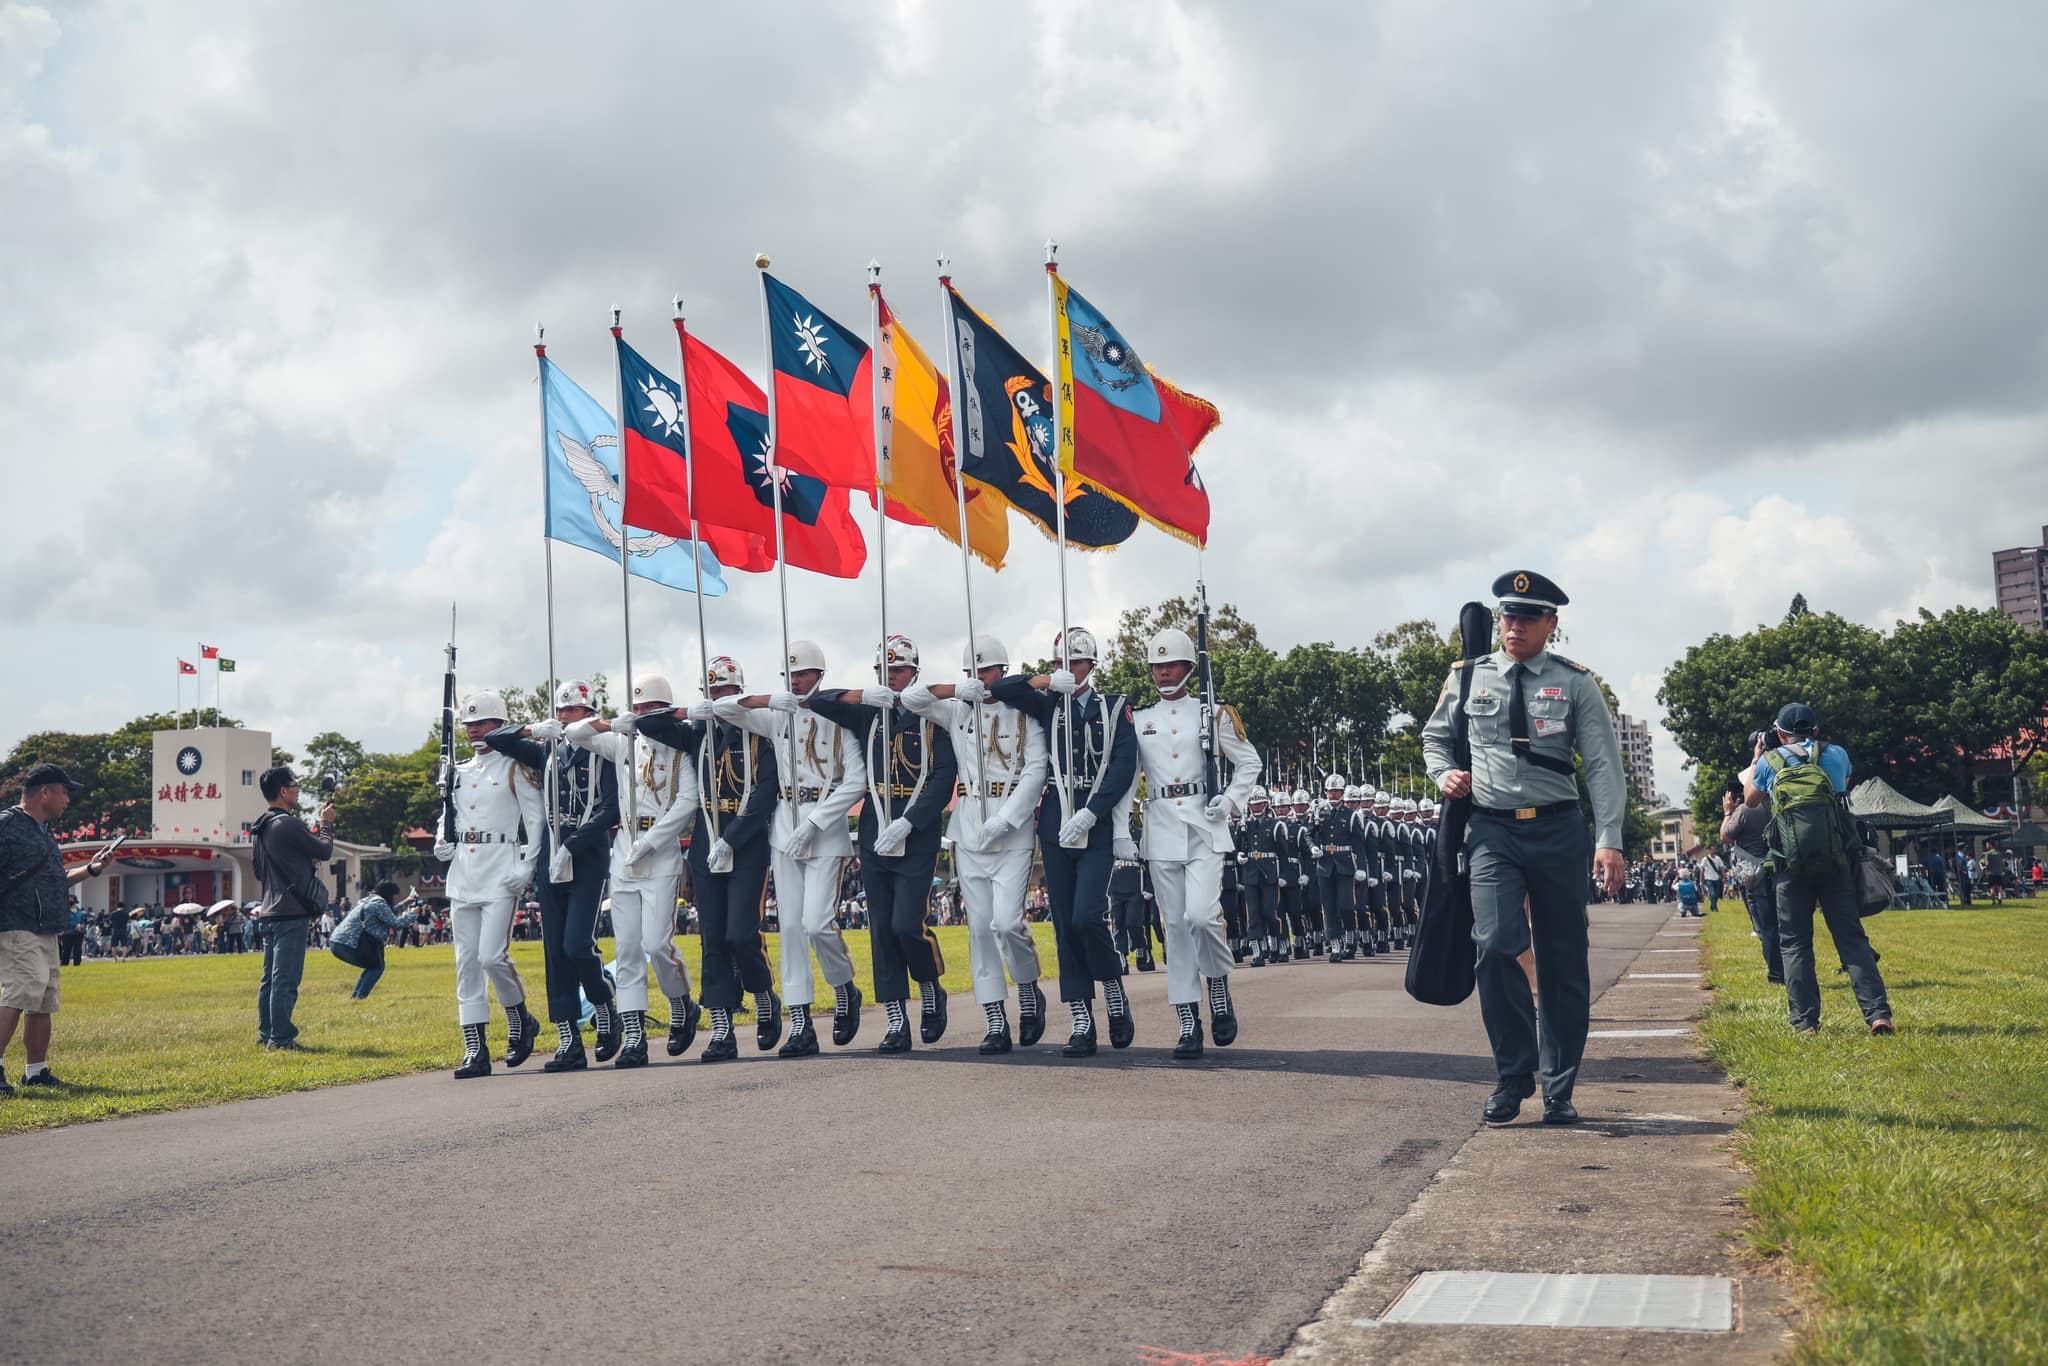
1491, 569, 1568, 616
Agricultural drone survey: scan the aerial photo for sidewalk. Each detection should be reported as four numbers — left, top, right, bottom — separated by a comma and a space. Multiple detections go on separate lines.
1283, 908, 1797, 1363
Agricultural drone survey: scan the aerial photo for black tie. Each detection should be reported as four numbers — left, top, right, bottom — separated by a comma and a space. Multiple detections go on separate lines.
1507, 662, 1529, 750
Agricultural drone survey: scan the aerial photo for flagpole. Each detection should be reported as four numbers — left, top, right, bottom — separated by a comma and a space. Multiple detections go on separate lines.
174, 661, 180, 731
757, 255, 798, 827
936, 258, 989, 828
215, 655, 223, 728
609, 308, 641, 861
866, 261, 896, 823
536, 323, 560, 841
673, 299, 720, 841
1045, 238, 1075, 823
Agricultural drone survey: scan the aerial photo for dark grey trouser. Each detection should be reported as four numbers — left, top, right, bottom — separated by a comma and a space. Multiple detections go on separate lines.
1741, 872, 1781, 981
257, 919, 309, 1044
1775, 861, 1890, 1031
1468, 809, 1592, 1102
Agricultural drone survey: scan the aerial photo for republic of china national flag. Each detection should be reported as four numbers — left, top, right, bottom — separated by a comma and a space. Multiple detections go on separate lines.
200, 644, 219, 660
760, 272, 871, 490
1051, 274, 1218, 547
943, 285, 1137, 550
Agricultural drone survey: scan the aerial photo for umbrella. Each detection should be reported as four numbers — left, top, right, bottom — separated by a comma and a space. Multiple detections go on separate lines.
171, 901, 207, 917
206, 899, 238, 919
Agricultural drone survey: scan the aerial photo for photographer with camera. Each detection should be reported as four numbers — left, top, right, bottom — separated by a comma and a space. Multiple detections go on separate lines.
1721, 764, 1781, 983
249, 767, 334, 1052
329, 881, 406, 1000
1740, 704, 1893, 1036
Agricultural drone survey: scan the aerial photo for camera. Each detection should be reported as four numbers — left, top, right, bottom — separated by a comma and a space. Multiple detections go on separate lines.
1748, 729, 1771, 751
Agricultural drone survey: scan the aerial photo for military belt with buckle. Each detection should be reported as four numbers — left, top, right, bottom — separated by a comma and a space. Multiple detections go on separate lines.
1153, 782, 1201, 799
460, 831, 512, 845
880, 784, 919, 799
1475, 801, 1578, 821
975, 781, 1012, 798
778, 786, 825, 803
1245, 852, 1274, 860
711, 799, 743, 814
635, 816, 657, 832
1324, 844, 1349, 853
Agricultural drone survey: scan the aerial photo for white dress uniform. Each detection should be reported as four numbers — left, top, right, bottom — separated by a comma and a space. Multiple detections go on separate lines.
716, 697, 866, 1009
901, 679, 1048, 1007
1127, 694, 1260, 1007
434, 748, 543, 1028
565, 720, 698, 1015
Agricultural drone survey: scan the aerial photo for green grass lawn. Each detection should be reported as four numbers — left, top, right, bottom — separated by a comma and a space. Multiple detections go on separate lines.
0, 923, 1058, 1134
1699, 894, 2048, 1364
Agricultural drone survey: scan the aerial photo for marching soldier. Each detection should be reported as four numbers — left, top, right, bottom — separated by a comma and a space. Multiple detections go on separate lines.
1397, 797, 1428, 944
635, 656, 782, 1061
807, 635, 959, 1054
1222, 833, 1246, 964
1423, 570, 1628, 1126
1274, 788, 1314, 959
719, 640, 868, 1054
1236, 787, 1285, 966
1347, 783, 1388, 956
564, 672, 701, 1068
1313, 775, 1358, 961
1125, 627, 1260, 1059
902, 635, 1052, 1052
482, 680, 621, 1073
433, 690, 543, 1079
1368, 788, 1400, 951
992, 627, 1139, 1058
1108, 815, 1159, 972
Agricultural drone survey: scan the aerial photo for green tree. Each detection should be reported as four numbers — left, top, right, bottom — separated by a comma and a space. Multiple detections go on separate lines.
1, 711, 213, 835
303, 731, 368, 792
1884, 607, 2048, 802
330, 740, 441, 850
1785, 592, 1811, 624
1374, 619, 1462, 733
502, 673, 614, 724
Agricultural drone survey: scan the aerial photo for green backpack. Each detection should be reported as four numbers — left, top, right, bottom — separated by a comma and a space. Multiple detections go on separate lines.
1762, 744, 1855, 875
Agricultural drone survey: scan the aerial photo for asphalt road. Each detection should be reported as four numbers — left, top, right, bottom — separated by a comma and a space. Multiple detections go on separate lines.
0, 904, 1671, 1366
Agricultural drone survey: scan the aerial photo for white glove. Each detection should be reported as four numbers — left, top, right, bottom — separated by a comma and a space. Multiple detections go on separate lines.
707, 839, 735, 875
1354, 869, 1369, 883
529, 719, 565, 743
548, 844, 574, 883
432, 841, 455, 863
1205, 795, 1231, 822
1298, 874, 1309, 888
1049, 669, 1078, 696
1057, 808, 1096, 848
1369, 875, 1382, 887
954, 678, 987, 704
769, 691, 801, 715
611, 712, 640, 736
1115, 837, 1139, 861
627, 836, 656, 868
687, 699, 715, 723
859, 686, 895, 709
874, 817, 914, 858
503, 871, 531, 897
785, 820, 816, 860
978, 813, 1013, 850
1235, 852, 1248, 864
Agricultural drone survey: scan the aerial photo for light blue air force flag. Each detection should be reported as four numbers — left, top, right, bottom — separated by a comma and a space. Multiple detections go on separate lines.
540, 355, 726, 595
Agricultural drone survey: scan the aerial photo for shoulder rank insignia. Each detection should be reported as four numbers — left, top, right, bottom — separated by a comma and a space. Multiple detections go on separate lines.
1549, 653, 1590, 673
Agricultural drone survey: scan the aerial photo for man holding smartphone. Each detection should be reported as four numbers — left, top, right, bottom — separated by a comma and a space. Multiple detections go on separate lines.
249, 766, 335, 1052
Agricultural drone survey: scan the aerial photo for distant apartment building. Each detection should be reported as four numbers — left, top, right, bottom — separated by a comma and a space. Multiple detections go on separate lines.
1616, 712, 1659, 805
1994, 525, 2048, 632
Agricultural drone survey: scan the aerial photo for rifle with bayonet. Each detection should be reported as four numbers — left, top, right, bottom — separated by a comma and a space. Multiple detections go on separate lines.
436, 604, 458, 845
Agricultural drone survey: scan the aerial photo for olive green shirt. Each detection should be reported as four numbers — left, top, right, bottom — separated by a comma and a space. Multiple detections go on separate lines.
1421, 648, 1628, 850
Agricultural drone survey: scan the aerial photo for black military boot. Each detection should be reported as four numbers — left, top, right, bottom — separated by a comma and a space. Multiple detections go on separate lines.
877, 1001, 913, 1054
832, 982, 863, 1046
1173, 1004, 1205, 1060
778, 1020, 820, 1057
453, 1023, 491, 1079
504, 1003, 540, 1069
542, 1020, 587, 1073
755, 990, 783, 1052
919, 981, 948, 1044
979, 1002, 1013, 1055
667, 997, 701, 1057
592, 1001, 622, 1063
1017, 982, 1047, 1047
1208, 976, 1238, 1047
614, 1010, 649, 1069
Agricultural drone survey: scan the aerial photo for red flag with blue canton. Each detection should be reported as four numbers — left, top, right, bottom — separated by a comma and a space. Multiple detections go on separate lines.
613, 333, 773, 572
761, 272, 871, 489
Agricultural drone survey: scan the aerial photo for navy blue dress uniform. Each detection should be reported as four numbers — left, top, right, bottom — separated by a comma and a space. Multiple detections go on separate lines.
1109, 819, 1158, 971
1235, 792, 1284, 964
1312, 776, 1360, 961
1422, 571, 1628, 1126
808, 664, 959, 1054
634, 657, 781, 1061
1221, 841, 1245, 961
1274, 791, 1316, 958
483, 680, 622, 1071
1350, 788, 1390, 954
992, 629, 1139, 1057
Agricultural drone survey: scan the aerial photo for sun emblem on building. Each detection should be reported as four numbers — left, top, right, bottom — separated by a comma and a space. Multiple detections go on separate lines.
791, 312, 833, 376
639, 375, 684, 437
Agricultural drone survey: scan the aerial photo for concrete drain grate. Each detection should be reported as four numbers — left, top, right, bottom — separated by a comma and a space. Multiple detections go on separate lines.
1379, 1271, 1733, 1332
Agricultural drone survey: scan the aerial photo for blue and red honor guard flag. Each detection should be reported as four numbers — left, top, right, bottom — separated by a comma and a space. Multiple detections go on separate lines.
1052, 275, 1218, 547
613, 335, 772, 573
760, 273, 872, 489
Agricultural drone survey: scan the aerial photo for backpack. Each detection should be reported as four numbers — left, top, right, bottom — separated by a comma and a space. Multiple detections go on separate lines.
1761, 743, 1855, 876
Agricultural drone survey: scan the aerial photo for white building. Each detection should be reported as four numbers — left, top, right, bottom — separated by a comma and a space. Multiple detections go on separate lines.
61, 726, 387, 912
1616, 712, 1660, 805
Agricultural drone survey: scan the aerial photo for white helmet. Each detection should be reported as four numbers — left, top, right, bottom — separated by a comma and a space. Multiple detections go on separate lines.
705, 655, 745, 692
876, 633, 920, 679
1397, 797, 1416, 815
460, 690, 508, 724
1342, 784, 1361, 802
1053, 626, 1099, 662
1359, 782, 1377, 800
963, 634, 1008, 673
1374, 789, 1392, 809
1249, 786, 1270, 808
1324, 773, 1346, 793
1145, 627, 1196, 666
631, 673, 674, 707
554, 679, 595, 712
1291, 788, 1311, 806
784, 640, 827, 675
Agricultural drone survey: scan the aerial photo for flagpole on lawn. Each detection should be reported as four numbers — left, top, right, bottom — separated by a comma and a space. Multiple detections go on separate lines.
609, 308, 641, 867
866, 261, 896, 823
535, 323, 561, 842
936, 258, 989, 829
757, 255, 798, 827
673, 297, 720, 841
1045, 238, 1075, 824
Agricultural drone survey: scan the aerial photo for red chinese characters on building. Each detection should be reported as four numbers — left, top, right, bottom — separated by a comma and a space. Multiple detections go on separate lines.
157, 782, 222, 802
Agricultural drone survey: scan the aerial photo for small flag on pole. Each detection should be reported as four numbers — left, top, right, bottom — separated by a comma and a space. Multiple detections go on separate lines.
200, 644, 220, 660
178, 659, 198, 675
216, 658, 237, 673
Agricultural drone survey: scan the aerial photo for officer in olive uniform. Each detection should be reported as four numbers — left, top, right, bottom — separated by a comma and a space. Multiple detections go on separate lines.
1423, 572, 1627, 1126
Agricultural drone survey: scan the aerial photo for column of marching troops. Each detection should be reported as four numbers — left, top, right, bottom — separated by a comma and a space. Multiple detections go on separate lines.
427, 620, 1439, 1080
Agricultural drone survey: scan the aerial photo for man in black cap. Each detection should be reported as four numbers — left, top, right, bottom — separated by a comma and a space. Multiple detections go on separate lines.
1422, 571, 1628, 1126
0, 764, 115, 1094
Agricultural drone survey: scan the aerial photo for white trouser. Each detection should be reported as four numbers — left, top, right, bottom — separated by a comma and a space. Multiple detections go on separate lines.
451, 897, 526, 1026
1149, 848, 1232, 1006
954, 840, 1040, 1005
773, 851, 852, 1007
610, 878, 692, 1013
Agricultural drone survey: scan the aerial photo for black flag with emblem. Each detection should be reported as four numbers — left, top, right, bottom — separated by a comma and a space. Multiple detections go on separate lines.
1406, 599, 1492, 1007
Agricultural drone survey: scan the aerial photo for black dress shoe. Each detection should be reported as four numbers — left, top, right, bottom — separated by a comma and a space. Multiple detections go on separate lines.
1173, 1022, 1205, 1060
756, 991, 783, 1052
920, 984, 948, 1044
700, 1034, 739, 1062
979, 1026, 1013, 1055
614, 1037, 649, 1069
877, 1021, 913, 1054
1248, 955, 1266, 968
778, 1024, 819, 1058
1018, 984, 1047, 1046
668, 1000, 702, 1057
1482, 1085, 1529, 1124
505, 1006, 539, 1068
1232, 942, 1246, 963
1135, 954, 1157, 973
593, 1009, 621, 1064
1062, 1023, 1098, 1057
453, 1052, 491, 1080
1542, 1098, 1580, 1125
1108, 1007, 1135, 1050
832, 984, 863, 1046
543, 1041, 588, 1073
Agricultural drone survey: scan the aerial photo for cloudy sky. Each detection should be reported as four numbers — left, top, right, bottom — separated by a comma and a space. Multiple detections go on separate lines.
6, 1, 2045, 800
